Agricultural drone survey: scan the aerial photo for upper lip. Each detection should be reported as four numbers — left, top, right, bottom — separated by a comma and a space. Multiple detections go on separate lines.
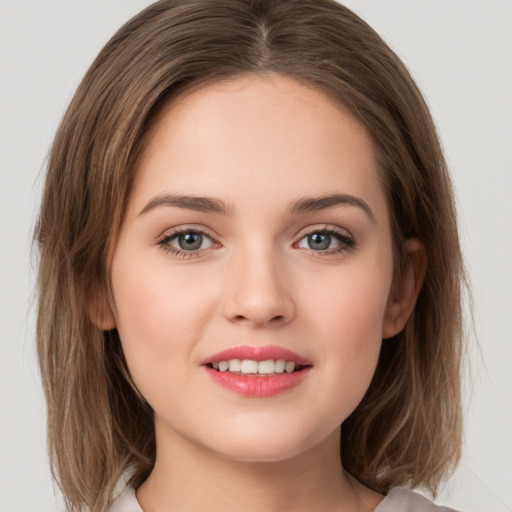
201, 345, 311, 366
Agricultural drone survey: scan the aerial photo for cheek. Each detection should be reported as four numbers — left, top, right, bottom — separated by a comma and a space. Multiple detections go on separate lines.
300, 254, 393, 406
305, 256, 392, 342
110, 256, 219, 383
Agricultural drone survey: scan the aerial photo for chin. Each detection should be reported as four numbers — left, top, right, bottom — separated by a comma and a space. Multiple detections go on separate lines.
197, 422, 338, 465
220, 441, 303, 463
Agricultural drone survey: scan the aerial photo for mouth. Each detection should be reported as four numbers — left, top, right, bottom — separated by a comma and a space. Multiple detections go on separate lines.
206, 358, 308, 376
202, 345, 312, 397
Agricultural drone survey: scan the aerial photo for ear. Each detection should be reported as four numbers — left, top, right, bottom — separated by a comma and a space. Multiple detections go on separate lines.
88, 290, 116, 331
382, 238, 427, 339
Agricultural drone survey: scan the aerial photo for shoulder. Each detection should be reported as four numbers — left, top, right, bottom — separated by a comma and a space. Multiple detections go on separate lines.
107, 485, 143, 512
375, 487, 459, 512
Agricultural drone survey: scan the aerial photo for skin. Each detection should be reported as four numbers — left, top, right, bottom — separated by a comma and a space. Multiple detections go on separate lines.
99, 73, 425, 511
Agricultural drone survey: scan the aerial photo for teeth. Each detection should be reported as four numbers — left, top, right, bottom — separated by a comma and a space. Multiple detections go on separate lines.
258, 359, 274, 374
212, 358, 302, 375
274, 359, 286, 373
285, 361, 295, 373
240, 359, 258, 374
228, 359, 241, 372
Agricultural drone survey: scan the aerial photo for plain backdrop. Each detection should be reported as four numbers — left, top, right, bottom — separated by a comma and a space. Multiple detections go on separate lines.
0, 1, 511, 511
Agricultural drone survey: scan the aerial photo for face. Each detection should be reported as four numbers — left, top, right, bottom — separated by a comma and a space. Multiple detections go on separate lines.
105, 74, 406, 463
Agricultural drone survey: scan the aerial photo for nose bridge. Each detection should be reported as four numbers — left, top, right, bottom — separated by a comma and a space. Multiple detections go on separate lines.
223, 237, 294, 326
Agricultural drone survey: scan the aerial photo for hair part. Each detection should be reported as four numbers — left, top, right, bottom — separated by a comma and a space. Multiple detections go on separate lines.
35, 1, 465, 510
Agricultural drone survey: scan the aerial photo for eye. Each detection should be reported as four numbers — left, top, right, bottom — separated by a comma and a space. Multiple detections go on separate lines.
158, 228, 216, 256
172, 232, 212, 251
296, 228, 355, 253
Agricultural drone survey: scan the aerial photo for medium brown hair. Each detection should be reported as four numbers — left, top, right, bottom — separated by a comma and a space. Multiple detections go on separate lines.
35, 1, 465, 510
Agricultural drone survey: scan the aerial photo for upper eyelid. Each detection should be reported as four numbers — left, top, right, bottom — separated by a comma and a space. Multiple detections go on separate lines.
295, 224, 353, 239
157, 224, 219, 242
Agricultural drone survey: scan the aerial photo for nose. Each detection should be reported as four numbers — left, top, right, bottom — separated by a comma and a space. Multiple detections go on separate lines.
222, 245, 295, 328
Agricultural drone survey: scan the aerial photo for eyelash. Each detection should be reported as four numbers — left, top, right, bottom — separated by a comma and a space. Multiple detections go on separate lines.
157, 225, 356, 258
157, 226, 219, 259
296, 226, 356, 255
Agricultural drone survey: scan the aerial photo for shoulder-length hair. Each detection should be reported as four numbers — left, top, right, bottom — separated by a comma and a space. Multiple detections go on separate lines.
35, 1, 465, 510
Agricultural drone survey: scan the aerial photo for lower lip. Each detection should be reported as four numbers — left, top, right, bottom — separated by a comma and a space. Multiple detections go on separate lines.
204, 366, 311, 397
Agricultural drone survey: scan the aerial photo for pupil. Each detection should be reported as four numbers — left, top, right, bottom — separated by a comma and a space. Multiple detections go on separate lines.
179, 233, 202, 250
309, 233, 330, 250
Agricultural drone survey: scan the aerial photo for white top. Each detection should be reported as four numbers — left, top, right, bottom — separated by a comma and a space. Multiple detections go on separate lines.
108, 485, 458, 511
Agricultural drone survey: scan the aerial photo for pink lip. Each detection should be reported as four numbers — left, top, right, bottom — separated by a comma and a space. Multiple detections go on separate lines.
204, 367, 311, 397
201, 345, 311, 365
201, 345, 312, 398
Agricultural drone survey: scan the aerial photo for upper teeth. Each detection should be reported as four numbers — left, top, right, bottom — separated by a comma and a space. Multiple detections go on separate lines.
213, 359, 296, 375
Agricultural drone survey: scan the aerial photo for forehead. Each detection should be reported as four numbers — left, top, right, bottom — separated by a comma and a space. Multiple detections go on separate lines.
129, 73, 386, 218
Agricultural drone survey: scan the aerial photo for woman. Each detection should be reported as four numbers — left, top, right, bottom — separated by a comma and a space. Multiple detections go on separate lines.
35, 1, 465, 510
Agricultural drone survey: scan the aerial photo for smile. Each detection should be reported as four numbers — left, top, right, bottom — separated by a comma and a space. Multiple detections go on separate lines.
202, 345, 312, 397
209, 359, 303, 375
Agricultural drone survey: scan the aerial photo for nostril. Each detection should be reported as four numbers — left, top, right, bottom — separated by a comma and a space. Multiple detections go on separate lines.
231, 314, 285, 324
225, 294, 295, 326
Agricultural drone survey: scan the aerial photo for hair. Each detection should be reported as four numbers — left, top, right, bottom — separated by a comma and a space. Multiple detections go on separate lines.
35, 1, 465, 511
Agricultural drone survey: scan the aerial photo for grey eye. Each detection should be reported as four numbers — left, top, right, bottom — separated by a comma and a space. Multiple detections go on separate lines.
297, 230, 352, 252
169, 232, 213, 251
306, 233, 331, 250
179, 233, 202, 250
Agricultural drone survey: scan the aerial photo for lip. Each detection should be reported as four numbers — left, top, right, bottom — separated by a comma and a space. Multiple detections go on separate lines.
204, 367, 311, 397
201, 345, 312, 398
201, 344, 311, 366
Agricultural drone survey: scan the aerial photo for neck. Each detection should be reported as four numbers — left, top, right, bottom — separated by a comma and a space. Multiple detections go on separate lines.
136, 423, 383, 512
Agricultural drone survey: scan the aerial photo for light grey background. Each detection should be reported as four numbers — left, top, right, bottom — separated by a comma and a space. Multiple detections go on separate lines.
0, 1, 511, 511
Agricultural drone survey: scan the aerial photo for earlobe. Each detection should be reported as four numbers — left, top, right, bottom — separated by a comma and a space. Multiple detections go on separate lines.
88, 291, 117, 331
382, 238, 427, 339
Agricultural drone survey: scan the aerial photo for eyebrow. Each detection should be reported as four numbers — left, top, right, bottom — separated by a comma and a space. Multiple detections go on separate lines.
290, 194, 376, 223
139, 192, 375, 223
139, 194, 236, 217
